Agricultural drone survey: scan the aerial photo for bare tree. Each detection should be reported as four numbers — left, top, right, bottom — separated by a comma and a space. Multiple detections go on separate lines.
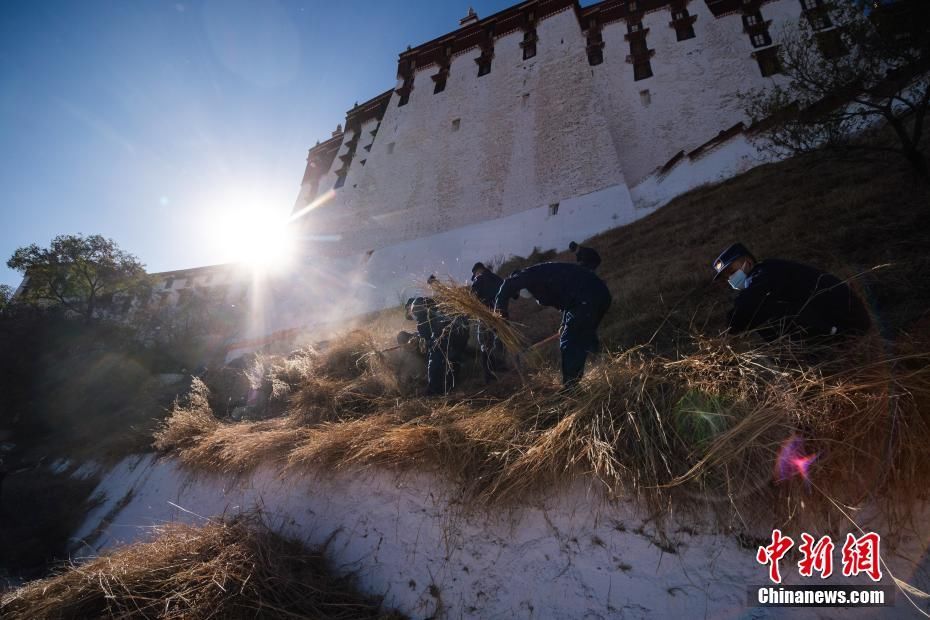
7, 234, 148, 321
742, 0, 930, 180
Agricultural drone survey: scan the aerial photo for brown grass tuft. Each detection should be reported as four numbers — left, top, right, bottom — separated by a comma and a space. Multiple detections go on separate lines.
152, 378, 218, 453
0, 517, 397, 619
428, 279, 526, 356
154, 329, 930, 536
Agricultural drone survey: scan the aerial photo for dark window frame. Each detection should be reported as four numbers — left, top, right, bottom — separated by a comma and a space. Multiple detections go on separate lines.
676, 24, 696, 41
521, 29, 537, 60
751, 31, 772, 47
755, 46, 782, 77
634, 60, 653, 81
432, 70, 447, 94
743, 12, 763, 28
476, 52, 492, 77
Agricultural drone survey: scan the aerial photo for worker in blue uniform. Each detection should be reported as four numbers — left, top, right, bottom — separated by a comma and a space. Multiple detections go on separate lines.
405, 296, 470, 395
494, 262, 612, 387
470, 262, 505, 382
712, 242, 871, 343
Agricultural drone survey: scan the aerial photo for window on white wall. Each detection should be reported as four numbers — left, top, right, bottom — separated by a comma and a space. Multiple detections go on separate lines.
755, 46, 782, 77
387, 142, 395, 154
521, 29, 537, 60
671, 8, 696, 41
451, 118, 461, 131
751, 32, 772, 47
634, 60, 653, 81
549, 203, 559, 216
640, 89, 651, 106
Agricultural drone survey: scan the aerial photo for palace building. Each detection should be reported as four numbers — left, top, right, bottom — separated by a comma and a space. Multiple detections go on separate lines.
285, 0, 837, 321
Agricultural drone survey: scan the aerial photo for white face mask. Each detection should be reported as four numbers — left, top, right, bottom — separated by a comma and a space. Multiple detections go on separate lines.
728, 268, 749, 291
519, 288, 533, 299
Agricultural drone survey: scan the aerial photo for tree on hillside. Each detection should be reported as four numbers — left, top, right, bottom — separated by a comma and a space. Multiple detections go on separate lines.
0, 284, 13, 313
7, 234, 148, 321
742, 0, 930, 180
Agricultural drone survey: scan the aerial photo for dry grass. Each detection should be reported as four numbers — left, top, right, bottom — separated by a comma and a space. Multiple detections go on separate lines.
153, 325, 930, 535
0, 517, 397, 619
428, 280, 525, 353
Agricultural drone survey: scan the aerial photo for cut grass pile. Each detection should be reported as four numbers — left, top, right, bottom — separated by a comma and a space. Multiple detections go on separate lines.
153, 323, 930, 536
0, 517, 399, 619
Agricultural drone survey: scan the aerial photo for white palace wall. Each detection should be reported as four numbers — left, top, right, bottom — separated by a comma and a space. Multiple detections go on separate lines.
596, 0, 798, 187
238, 0, 821, 345
304, 7, 629, 257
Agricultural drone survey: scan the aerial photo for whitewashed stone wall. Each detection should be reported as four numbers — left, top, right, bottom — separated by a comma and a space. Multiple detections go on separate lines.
300, 7, 629, 257
597, 0, 798, 187
72, 454, 930, 619
295, 1, 803, 258
246, 0, 815, 343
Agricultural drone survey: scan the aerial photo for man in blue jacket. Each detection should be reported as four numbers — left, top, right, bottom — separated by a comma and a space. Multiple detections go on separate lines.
405, 296, 470, 395
494, 262, 612, 387
712, 243, 871, 343
471, 262, 504, 382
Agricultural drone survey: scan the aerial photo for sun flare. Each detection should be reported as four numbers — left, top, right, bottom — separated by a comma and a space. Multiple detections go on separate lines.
210, 201, 297, 272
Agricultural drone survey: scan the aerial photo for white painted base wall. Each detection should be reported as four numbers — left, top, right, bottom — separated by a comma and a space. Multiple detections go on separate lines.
244, 181, 648, 344
629, 134, 772, 212
239, 135, 778, 357
72, 455, 930, 619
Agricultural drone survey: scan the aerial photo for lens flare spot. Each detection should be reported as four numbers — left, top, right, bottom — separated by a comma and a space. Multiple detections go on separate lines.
775, 435, 818, 482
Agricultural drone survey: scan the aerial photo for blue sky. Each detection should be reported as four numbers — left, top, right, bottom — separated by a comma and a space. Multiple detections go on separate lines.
0, 0, 539, 288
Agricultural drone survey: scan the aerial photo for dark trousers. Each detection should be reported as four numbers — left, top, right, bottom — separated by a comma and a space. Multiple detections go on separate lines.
477, 324, 504, 382
559, 294, 611, 386
427, 335, 466, 395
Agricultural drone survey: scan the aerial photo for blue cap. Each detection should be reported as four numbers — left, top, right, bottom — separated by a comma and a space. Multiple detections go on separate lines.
712, 243, 753, 281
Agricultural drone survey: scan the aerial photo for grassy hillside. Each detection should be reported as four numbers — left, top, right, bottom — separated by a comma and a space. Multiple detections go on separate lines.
149, 148, 930, 539
338, 146, 930, 359
579, 149, 930, 351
